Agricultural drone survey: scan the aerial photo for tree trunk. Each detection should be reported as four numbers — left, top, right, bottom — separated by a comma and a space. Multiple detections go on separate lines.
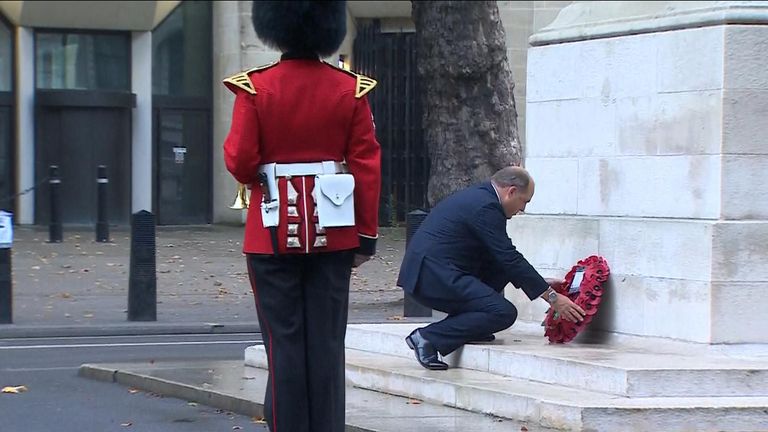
412, 1, 521, 206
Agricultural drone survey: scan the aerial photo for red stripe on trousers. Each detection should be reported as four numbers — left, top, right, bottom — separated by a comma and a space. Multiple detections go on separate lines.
246, 258, 277, 431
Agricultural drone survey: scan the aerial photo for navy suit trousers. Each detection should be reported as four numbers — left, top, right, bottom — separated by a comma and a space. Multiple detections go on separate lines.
411, 260, 518, 356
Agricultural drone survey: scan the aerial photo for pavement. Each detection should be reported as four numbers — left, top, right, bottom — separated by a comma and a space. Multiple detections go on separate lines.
2, 224, 414, 338
4, 223, 524, 430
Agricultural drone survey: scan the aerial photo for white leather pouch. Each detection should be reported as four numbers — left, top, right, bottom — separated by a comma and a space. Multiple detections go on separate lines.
261, 200, 279, 227
259, 163, 280, 228
315, 173, 355, 228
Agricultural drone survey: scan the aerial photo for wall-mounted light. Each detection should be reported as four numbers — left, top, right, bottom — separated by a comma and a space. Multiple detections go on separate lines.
338, 54, 350, 71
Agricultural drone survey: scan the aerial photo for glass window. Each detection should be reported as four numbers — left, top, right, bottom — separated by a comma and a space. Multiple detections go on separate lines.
0, 18, 11, 91
35, 32, 130, 91
152, 1, 212, 98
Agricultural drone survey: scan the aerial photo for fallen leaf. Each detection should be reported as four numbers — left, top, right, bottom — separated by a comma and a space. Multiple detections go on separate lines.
2, 386, 28, 394
387, 315, 404, 321
251, 417, 267, 424
60, 293, 72, 299
521, 426, 528, 431
128, 388, 140, 394
406, 399, 422, 405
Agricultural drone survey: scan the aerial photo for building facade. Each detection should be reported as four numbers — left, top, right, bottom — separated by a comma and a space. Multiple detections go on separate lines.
0, 0, 569, 226
5, 0, 766, 346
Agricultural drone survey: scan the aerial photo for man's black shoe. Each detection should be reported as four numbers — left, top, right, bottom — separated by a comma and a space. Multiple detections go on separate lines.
405, 329, 449, 370
468, 334, 496, 344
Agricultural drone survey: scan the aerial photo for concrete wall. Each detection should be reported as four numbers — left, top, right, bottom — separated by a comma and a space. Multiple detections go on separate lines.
499, 1, 572, 153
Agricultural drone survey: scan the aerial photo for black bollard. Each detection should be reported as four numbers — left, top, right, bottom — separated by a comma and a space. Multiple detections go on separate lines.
48, 165, 62, 243
95, 165, 109, 242
128, 210, 157, 321
404, 209, 432, 317
0, 211, 12, 324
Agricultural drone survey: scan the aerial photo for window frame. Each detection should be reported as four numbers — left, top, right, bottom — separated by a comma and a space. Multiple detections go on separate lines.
33, 28, 132, 92
151, 0, 213, 102
151, 0, 214, 225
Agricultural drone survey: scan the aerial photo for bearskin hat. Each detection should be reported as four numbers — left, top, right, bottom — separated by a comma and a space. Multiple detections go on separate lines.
252, 1, 347, 57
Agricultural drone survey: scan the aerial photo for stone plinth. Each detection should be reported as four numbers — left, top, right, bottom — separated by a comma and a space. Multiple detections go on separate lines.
510, 1, 768, 344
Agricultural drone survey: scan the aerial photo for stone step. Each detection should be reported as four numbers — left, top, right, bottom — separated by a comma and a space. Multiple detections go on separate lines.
245, 345, 768, 432
79, 360, 556, 432
343, 323, 768, 397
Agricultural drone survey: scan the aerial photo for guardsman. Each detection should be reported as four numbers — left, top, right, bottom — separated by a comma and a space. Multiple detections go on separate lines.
222, 1, 381, 431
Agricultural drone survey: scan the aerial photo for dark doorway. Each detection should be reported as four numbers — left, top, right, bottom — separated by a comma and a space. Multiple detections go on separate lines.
154, 108, 210, 225
35, 91, 133, 225
353, 20, 429, 226
151, 0, 212, 225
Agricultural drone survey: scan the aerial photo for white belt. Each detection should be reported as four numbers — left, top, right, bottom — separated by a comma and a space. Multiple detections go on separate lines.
260, 161, 347, 177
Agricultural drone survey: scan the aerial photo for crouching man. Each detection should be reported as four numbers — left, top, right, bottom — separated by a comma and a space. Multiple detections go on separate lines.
397, 166, 585, 370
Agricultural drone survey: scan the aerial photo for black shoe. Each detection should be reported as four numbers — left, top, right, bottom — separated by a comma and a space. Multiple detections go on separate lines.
405, 330, 449, 371
468, 334, 496, 344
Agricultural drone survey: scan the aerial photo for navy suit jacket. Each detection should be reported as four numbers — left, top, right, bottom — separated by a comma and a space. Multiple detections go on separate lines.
397, 182, 549, 301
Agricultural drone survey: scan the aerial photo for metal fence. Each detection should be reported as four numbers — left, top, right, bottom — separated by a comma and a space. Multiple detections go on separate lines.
353, 20, 430, 226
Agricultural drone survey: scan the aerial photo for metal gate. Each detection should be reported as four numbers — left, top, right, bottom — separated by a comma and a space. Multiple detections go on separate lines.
353, 20, 429, 226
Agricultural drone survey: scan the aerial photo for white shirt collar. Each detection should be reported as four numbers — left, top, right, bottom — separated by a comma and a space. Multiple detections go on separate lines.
490, 181, 502, 204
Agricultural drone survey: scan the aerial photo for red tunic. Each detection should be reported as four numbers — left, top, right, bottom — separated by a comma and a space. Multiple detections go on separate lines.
223, 58, 381, 255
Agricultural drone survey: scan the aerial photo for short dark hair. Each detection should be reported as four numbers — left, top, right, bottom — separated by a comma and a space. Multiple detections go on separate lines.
251, 1, 347, 57
491, 166, 531, 190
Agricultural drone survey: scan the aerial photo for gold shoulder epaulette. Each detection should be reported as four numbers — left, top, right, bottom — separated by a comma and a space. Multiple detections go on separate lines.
222, 71, 256, 94
323, 61, 378, 99
353, 74, 377, 98
222, 62, 278, 95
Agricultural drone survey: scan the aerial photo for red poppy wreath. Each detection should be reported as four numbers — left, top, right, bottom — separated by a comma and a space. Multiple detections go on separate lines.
543, 255, 610, 344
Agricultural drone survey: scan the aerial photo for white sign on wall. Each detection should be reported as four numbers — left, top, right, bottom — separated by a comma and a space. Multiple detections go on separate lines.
0, 211, 12, 249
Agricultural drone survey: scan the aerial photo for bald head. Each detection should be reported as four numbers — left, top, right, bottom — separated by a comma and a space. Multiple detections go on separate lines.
491, 166, 532, 191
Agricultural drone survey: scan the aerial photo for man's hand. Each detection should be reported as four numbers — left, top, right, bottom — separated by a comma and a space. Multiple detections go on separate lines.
353, 254, 372, 268
552, 293, 586, 323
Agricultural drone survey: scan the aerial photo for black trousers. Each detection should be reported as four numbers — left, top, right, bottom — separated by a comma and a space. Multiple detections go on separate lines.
246, 251, 354, 432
